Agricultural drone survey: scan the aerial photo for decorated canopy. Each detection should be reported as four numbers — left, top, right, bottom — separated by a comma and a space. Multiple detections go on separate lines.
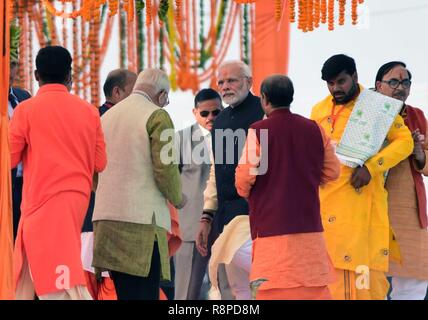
0, 0, 366, 299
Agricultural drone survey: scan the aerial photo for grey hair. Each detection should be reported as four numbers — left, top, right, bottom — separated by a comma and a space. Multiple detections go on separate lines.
218, 60, 252, 78
134, 68, 170, 93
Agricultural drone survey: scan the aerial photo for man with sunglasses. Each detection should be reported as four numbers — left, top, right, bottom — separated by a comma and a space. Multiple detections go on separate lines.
174, 88, 223, 300
376, 61, 428, 300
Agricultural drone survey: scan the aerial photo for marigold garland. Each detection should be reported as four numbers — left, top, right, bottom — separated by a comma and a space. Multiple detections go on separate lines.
307, 0, 314, 32
175, 0, 182, 26
108, 0, 119, 16
352, 0, 358, 25
321, 0, 327, 24
146, 0, 152, 26
328, 0, 334, 31
298, 0, 305, 31
314, 0, 320, 28
275, 0, 282, 22
11, 0, 367, 99
289, 0, 296, 23
339, 0, 346, 25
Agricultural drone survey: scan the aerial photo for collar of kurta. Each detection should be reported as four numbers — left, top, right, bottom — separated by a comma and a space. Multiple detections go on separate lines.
267, 107, 291, 118
133, 90, 153, 103
197, 123, 211, 137
103, 101, 115, 109
400, 105, 408, 118
37, 83, 68, 95
230, 91, 254, 110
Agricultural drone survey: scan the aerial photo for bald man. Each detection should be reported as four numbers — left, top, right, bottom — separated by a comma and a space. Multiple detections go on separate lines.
98, 69, 138, 116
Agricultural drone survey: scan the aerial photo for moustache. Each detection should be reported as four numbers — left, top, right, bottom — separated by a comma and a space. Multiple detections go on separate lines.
333, 91, 345, 96
393, 91, 406, 97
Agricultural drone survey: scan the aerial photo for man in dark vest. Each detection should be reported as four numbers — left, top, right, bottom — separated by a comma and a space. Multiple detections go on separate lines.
8, 60, 31, 240
235, 74, 340, 299
195, 60, 264, 299
375, 62, 428, 300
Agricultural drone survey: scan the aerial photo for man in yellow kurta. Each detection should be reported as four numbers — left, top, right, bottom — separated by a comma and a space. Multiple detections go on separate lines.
310, 54, 413, 300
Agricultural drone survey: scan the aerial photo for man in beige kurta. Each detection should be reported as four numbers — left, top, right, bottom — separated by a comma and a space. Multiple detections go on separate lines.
376, 61, 428, 300
92, 68, 185, 300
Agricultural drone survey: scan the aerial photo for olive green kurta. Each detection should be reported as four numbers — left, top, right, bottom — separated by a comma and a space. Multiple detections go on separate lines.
92, 107, 181, 281
93, 220, 170, 280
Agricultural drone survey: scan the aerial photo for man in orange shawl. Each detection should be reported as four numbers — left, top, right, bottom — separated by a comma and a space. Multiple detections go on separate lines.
10, 46, 107, 300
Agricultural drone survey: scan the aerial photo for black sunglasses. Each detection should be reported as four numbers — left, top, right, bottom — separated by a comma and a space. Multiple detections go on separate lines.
199, 109, 221, 117
381, 78, 412, 89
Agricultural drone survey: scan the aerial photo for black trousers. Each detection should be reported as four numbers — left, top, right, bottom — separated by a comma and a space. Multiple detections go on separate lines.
110, 242, 161, 300
12, 176, 23, 241
160, 257, 175, 300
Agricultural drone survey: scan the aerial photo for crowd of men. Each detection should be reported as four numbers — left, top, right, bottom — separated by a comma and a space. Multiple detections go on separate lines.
7, 45, 428, 300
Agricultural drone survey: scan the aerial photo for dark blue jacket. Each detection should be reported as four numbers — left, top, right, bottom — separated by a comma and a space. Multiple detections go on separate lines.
10, 87, 31, 182
211, 92, 264, 232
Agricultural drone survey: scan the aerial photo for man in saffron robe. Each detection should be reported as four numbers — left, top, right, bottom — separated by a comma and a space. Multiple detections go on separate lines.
10, 46, 107, 300
310, 54, 413, 300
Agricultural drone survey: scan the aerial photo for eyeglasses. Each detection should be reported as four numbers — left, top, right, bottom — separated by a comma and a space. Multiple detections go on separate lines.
381, 79, 412, 89
199, 109, 221, 117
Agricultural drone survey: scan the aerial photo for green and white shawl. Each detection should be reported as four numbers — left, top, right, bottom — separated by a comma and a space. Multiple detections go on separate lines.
336, 89, 403, 168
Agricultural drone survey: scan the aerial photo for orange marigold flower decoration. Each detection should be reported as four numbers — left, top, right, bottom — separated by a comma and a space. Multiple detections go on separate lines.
145, 0, 152, 26
289, 0, 296, 23
275, 0, 282, 22
175, 0, 181, 25
307, 0, 314, 32
339, 0, 346, 25
328, 0, 334, 30
314, 0, 320, 27
321, 0, 327, 24
352, 0, 358, 24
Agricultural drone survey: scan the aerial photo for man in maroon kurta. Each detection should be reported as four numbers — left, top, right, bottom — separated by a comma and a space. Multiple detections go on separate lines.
9, 46, 107, 299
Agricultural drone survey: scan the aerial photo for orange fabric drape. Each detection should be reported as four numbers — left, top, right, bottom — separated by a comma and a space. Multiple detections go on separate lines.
252, 0, 290, 95
167, 203, 182, 257
0, 0, 14, 300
